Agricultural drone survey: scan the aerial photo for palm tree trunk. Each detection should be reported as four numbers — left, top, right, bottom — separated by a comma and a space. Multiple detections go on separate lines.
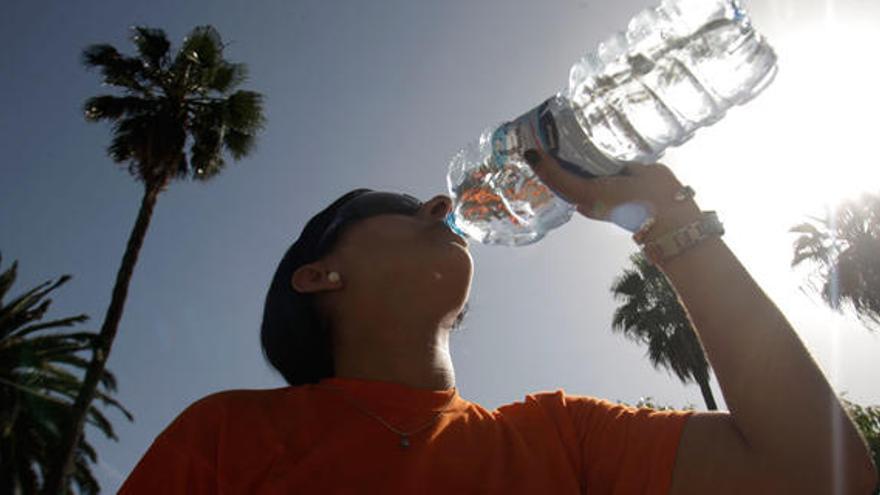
696, 371, 718, 411
1, 413, 16, 495
43, 182, 163, 494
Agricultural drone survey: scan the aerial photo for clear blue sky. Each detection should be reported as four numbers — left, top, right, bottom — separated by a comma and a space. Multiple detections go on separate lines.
2, 0, 878, 491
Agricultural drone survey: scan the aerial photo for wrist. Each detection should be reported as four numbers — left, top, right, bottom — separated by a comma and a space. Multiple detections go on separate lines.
634, 204, 725, 266
637, 199, 702, 244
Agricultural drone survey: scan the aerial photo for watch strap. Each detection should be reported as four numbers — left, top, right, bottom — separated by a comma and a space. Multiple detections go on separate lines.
641, 211, 724, 265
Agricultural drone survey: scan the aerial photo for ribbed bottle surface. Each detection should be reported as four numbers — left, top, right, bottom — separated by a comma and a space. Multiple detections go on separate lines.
568, 0, 778, 163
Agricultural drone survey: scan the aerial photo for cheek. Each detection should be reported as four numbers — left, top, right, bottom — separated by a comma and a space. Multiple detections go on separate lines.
354, 244, 472, 287
340, 242, 413, 281
336, 223, 472, 287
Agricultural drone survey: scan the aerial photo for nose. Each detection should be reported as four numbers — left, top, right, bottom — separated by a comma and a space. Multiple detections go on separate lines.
420, 195, 453, 221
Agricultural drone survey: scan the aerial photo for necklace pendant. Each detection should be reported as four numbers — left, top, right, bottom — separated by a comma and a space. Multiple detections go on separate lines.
399, 435, 410, 449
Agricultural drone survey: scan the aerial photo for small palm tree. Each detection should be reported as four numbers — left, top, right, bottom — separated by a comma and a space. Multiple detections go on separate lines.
0, 253, 132, 494
790, 192, 880, 331
45, 25, 265, 492
610, 253, 718, 410
841, 399, 880, 495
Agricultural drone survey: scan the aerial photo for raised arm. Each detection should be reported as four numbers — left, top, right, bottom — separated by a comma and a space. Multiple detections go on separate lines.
524, 150, 878, 494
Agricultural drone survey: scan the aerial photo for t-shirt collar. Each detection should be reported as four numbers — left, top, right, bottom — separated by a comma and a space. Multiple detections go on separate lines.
313, 376, 467, 413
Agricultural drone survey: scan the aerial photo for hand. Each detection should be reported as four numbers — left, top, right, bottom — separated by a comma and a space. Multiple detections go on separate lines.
523, 148, 702, 239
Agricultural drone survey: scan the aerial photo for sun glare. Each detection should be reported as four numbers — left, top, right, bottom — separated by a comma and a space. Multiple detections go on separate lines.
653, 14, 880, 312
679, 19, 880, 227
763, 22, 878, 212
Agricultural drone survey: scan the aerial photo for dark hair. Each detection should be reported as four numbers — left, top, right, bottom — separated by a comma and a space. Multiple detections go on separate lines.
260, 190, 469, 387
261, 189, 368, 387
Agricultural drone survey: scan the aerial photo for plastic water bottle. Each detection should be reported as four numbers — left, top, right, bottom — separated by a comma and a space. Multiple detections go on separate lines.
446, 0, 778, 246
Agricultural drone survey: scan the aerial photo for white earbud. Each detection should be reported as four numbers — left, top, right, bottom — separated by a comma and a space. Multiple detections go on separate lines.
327, 272, 341, 283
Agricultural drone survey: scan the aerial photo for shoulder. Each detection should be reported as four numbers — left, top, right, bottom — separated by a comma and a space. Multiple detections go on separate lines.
191, 386, 293, 409
495, 389, 614, 414
178, 387, 290, 415
495, 389, 693, 429
161, 387, 294, 441
490, 390, 606, 430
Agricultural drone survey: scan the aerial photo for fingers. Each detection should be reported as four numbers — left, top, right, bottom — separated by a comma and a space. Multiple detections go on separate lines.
523, 148, 636, 219
522, 148, 694, 234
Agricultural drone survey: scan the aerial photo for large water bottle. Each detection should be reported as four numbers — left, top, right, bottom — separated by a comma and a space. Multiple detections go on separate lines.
446, 0, 778, 246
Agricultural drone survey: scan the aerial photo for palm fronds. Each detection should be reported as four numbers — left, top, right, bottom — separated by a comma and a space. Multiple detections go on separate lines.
81, 25, 265, 189
0, 252, 131, 494
791, 193, 880, 331
610, 253, 716, 410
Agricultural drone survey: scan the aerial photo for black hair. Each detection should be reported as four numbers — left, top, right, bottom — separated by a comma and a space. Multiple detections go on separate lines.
260, 190, 469, 387
260, 190, 367, 387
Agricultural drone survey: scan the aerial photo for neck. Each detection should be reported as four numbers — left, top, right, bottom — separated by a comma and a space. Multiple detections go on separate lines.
332, 324, 456, 391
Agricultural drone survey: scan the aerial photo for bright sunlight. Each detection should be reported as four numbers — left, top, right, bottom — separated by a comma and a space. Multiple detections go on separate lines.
673, 16, 880, 255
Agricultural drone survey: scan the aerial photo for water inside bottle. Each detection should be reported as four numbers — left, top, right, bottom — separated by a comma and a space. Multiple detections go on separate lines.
638, 56, 723, 133
676, 19, 778, 103
446, 128, 574, 246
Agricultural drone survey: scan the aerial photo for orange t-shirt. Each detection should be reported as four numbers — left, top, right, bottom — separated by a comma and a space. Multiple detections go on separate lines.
120, 377, 693, 494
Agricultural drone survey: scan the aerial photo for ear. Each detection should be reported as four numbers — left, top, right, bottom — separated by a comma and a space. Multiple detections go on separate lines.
291, 262, 340, 293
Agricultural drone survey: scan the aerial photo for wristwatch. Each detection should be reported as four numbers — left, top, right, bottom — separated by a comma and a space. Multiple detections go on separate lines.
641, 211, 724, 265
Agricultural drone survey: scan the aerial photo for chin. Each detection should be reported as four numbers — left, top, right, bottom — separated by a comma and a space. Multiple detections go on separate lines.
444, 247, 474, 285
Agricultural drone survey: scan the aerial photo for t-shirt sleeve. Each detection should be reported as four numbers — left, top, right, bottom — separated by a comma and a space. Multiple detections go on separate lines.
550, 392, 694, 495
118, 394, 227, 494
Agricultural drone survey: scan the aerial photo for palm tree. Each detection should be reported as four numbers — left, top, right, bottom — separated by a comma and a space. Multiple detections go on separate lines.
790, 192, 880, 331
44, 26, 265, 492
610, 253, 718, 410
0, 253, 132, 494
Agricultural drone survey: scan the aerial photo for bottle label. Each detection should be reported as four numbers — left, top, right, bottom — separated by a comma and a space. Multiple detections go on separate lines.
509, 97, 624, 178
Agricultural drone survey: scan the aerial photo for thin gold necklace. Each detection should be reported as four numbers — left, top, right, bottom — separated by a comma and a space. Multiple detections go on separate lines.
316, 384, 458, 449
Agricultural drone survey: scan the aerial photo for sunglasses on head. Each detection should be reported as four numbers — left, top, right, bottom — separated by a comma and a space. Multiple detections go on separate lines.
315, 191, 424, 254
